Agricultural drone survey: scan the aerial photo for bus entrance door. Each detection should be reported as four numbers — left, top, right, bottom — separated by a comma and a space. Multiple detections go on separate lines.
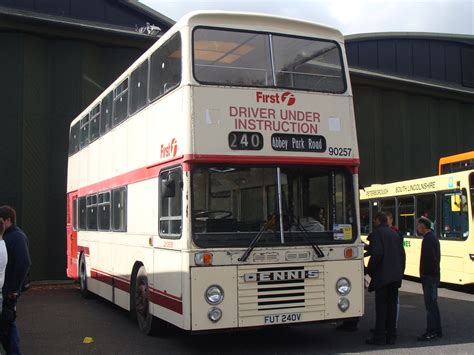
67, 191, 78, 279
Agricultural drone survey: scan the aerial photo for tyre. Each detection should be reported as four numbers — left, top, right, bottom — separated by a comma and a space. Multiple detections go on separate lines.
79, 254, 92, 299
133, 266, 158, 335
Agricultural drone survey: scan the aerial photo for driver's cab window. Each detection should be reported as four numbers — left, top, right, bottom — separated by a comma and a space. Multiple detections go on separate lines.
441, 189, 468, 240
295, 175, 328, 232
159, 166, 183, 239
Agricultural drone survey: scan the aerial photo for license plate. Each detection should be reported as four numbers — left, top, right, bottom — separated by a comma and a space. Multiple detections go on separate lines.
264, 312, 302, 324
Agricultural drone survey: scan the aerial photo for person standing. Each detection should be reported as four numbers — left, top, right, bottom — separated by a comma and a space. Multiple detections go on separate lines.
365, 212, 406, 346
385, 210, 403, 327
416, 216, 442, 341
0, 206, 31, 355
0, 218, 8, 295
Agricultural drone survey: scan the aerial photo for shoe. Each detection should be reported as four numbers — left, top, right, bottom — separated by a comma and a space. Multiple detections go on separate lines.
417, 333, 438, 341
336, 323, 358, 332
436, 332, 443, 338
365, 337, 386, 345
386, 336, 396, 345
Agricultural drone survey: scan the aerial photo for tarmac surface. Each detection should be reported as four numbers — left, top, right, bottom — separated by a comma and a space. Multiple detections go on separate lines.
14, 279, 474, 354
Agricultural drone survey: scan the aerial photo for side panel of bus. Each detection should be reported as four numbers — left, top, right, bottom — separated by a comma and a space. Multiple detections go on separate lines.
66, 191, 78, 279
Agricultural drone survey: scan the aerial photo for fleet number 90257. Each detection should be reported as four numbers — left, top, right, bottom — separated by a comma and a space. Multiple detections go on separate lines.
328, 147, 352, 157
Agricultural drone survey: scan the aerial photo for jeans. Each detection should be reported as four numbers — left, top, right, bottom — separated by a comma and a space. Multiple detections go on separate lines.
422, 275, 442, 335
0, 297, 21, 355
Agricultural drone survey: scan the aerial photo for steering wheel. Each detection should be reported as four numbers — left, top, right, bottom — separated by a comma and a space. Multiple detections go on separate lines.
195, 210, 233, 220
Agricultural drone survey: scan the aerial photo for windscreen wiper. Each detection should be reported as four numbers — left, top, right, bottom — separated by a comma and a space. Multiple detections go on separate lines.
291, 216, 325, 258
238, 215, 276, 262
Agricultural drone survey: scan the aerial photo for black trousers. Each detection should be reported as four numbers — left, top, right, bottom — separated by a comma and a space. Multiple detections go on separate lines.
374, 281, 399, 340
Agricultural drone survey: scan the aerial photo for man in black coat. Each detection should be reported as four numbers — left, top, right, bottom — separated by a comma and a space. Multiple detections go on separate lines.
0, 206, 31, 355
365, 212, 406, 345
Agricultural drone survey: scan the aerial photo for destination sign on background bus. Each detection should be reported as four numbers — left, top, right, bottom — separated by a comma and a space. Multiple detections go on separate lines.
271, 134, 326, 152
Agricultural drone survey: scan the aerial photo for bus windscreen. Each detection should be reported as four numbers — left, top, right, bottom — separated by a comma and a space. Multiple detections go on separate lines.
192, 165, 356, 248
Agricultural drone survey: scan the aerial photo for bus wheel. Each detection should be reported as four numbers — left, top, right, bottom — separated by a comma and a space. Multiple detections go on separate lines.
79, 254, 92, 299
134, 266, 156, 335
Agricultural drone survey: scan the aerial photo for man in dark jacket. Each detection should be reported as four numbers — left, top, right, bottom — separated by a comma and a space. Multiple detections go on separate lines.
416, 216, 442, 341
0, 206, 31, 355
365, 212, 406, 345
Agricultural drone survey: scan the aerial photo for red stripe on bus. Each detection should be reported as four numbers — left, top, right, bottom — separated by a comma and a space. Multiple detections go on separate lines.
150, 287, 182, 301
77, 158, 184, 196
90, 269, 130, 292
89, 268, 182, 314
114, 277, 130, 293
74, 154, 358, 196
91, 269, 114, 286
183, 154, 360, 166
149, 289, 183, 314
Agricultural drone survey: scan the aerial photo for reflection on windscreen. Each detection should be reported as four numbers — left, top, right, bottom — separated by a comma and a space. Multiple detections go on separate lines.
193, 28, 345, 93
192, 166, 355, 248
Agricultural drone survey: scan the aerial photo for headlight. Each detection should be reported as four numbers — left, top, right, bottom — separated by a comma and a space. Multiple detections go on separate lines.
336, 277, 351, 296
338, 297, 350, 312
205, 285, 224, 305
208, 307, 222, 322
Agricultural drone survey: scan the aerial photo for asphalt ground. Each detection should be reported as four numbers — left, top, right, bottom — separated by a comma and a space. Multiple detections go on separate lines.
13, 279, 474, 354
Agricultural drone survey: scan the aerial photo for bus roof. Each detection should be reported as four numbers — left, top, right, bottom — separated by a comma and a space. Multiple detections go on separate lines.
439, 151, 474, 175
360, 169, 474, 199
177, 11, 344, 42
70, 10, 345, 128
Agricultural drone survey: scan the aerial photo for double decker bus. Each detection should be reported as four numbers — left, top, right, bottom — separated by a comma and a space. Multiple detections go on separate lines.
360, 170, 474, 285
67, 11, 363, 334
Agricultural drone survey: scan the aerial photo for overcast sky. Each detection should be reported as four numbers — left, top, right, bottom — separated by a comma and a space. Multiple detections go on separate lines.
140, 0, 473, 35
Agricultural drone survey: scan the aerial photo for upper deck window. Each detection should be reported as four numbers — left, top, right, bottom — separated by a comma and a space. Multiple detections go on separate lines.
150, 33, 182, 101
193, 27, 346, 93
113, 78, 129, 127
272, 35, 345, 93
194, 29, 272, 87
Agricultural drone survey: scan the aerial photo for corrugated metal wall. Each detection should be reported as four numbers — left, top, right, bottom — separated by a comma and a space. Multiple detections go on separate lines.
0, 32, 142, 279
346, 37, 474, 89
353, 83, 474, 187
347, 35, 474, 187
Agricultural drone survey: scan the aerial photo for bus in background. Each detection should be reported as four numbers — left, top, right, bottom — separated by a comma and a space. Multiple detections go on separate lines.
67, 11, 363, 334
439, 151, 474, 175
360, 170, 474, 285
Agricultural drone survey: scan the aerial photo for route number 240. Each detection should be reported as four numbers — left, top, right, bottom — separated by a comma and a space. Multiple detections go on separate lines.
228, 132, 263, 151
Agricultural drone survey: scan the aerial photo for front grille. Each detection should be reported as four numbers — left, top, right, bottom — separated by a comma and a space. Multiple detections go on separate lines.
285, 251, 311, 261
253, 252, 279, 263
238, 264, 325, 319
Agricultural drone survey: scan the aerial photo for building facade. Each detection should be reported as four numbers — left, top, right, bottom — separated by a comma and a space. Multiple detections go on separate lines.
346, 33, 474, 186
0, 0, 173, 279
1, 3, 473, 279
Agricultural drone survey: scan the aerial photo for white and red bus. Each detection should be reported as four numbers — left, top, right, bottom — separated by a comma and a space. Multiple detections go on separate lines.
67, 11, 363, 334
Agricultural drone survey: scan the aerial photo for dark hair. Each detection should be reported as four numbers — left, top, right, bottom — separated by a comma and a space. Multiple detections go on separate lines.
0, 206, 16, 224
374, 211, 387, 224
308, 205, 322, 220
417, 216, 432, 229
385, 211, 394, 219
